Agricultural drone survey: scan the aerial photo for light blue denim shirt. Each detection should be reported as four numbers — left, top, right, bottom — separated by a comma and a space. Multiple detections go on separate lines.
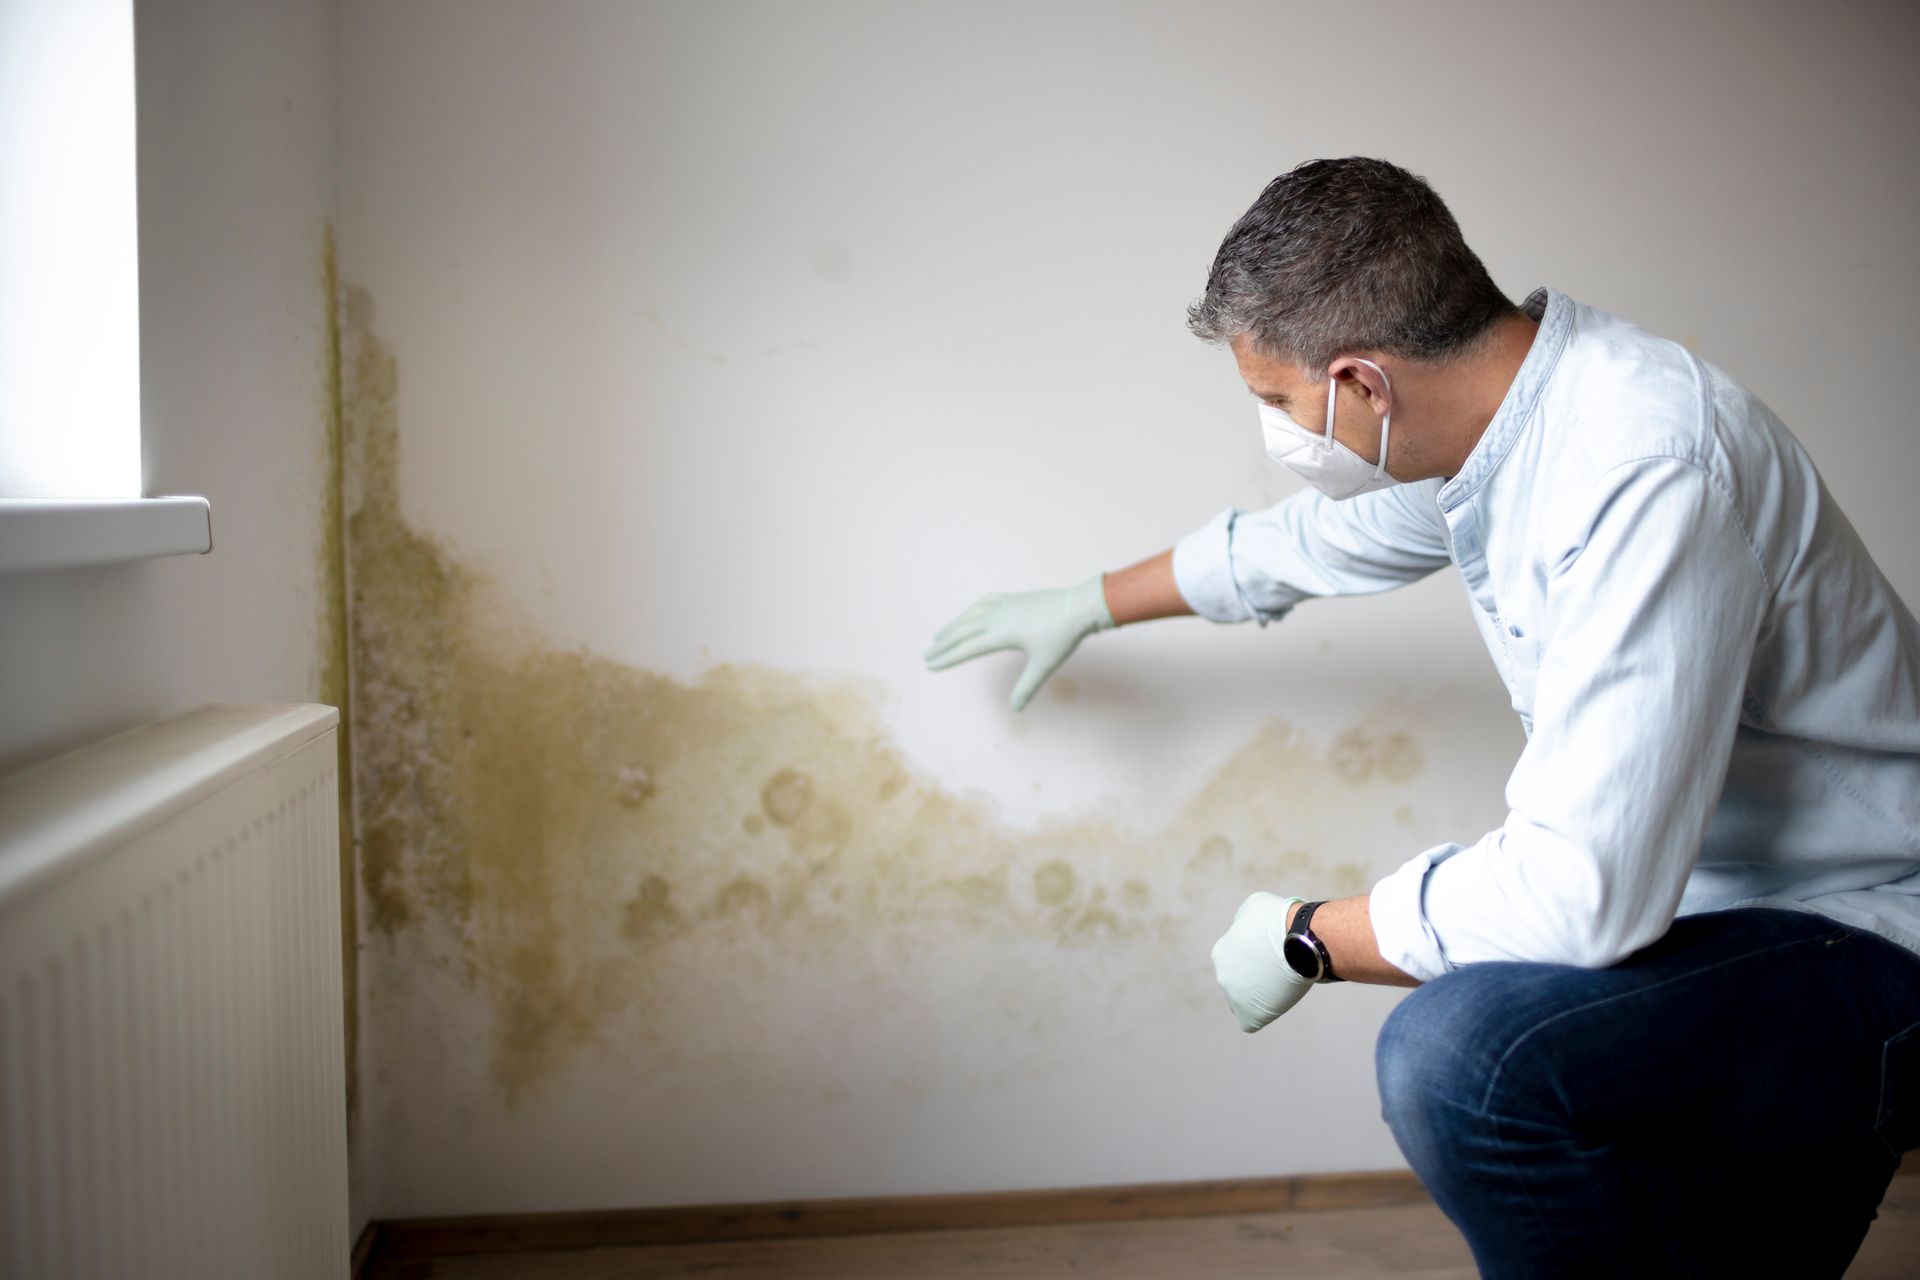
1172, 286, 1920, 983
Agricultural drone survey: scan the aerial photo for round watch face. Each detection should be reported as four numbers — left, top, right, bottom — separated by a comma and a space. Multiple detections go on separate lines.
1282, 932, 1320, 980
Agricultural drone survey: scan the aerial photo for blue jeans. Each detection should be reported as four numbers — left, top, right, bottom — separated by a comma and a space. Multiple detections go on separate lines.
1375, 906, 1920, 1278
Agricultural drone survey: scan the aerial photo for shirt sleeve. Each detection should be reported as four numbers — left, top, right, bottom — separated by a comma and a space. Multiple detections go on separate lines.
1369, 457, 1769, 982
1170, 478, 1454, 625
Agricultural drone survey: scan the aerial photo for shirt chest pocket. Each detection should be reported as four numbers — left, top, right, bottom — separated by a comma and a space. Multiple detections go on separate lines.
1494, 612, 1546, 729
1497, 614, 1543, 666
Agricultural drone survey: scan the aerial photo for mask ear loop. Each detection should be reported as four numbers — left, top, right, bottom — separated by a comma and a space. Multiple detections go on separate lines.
1353, 357, 1393, 481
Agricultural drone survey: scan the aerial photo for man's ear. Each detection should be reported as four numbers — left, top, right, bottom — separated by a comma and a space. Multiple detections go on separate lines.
1330, 356, 1392, 414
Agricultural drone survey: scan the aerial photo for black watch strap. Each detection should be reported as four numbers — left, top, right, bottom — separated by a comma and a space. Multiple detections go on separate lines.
1289, 898, 1346, 983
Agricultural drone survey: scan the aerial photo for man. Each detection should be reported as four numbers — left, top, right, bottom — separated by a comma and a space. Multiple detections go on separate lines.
922, 157, 1920, 1277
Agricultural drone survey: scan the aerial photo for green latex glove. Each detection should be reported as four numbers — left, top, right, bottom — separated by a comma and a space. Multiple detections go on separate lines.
922, 573, 1116, 712
1211, 891, 1314, 1033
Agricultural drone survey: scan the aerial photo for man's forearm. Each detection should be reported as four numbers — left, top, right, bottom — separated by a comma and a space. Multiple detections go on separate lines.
1102, 548, 1195, 626
1286, 894, 1422, 987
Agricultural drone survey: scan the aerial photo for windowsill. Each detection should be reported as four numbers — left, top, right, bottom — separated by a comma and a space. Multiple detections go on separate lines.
0, 497, 213, 572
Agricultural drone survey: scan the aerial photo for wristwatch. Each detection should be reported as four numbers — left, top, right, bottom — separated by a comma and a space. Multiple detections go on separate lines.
1283, 899, 1345, 983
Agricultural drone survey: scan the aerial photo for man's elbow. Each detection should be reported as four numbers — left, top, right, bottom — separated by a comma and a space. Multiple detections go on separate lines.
1538, 935, 1635, 970
1548, 909, 1674, 970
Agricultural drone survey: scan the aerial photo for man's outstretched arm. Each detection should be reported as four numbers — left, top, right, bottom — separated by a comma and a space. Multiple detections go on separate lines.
1100, 548, 1193, 625
925, 483, 1454, 708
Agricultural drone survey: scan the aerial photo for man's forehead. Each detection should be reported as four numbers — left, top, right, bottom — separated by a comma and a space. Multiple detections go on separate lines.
1230, 333, 1306, 379
1230, 338, 1309, 401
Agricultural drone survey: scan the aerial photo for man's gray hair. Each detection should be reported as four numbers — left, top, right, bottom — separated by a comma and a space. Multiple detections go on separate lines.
1187, 157, 1517, 375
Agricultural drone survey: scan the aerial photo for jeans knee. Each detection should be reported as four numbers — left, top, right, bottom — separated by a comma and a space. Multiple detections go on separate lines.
1376, 965, 1534, 1131
1377, 983, 1448, 1132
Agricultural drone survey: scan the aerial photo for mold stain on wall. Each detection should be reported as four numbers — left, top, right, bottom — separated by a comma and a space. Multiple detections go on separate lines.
340, 284, 1429, 1107
318, 225, 359, 1137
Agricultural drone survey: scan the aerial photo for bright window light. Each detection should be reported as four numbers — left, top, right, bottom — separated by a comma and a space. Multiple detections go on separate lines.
0, 0, 141, 500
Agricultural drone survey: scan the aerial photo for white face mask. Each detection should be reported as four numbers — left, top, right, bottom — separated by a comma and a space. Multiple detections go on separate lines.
1258, 357, 1397, 501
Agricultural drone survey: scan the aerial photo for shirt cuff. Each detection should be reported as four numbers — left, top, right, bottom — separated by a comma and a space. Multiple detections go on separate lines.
1170, 505, 1295, 627
1368, 842, 1463, 984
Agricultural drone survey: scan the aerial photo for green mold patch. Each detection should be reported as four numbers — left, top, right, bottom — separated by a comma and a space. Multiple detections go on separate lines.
340, 284, 1430, 1105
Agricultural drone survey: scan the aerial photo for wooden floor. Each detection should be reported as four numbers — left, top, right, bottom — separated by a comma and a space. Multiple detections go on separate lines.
366, 1173, 1920, 1279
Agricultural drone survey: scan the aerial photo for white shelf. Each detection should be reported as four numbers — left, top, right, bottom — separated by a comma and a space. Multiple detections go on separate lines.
0, 497, 213, 572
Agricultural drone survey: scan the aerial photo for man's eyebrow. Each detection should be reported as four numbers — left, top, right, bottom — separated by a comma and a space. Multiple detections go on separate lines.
1248, 387, 1289, 404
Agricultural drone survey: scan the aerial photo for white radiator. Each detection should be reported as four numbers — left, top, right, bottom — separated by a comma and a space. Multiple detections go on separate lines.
0, 704, 348, 1279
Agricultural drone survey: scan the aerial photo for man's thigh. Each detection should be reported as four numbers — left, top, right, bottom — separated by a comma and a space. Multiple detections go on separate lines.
1381, 906, 1919, 1150
1375, 906, 1920, 1274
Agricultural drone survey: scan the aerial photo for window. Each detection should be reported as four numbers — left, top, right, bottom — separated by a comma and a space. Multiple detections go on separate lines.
0, 0, 208, 569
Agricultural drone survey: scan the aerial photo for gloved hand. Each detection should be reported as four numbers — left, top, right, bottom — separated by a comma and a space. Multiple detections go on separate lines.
1211, 891, 1312, 1033
922, 573, 1116, 712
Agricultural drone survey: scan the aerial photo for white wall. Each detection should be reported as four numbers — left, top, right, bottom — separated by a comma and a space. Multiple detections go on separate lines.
0, 0, 359, 1241
335, 0, 1920, 1217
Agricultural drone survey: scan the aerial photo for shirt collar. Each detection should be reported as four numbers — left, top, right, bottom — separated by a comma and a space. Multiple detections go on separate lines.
1436, 285, 1572, 509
